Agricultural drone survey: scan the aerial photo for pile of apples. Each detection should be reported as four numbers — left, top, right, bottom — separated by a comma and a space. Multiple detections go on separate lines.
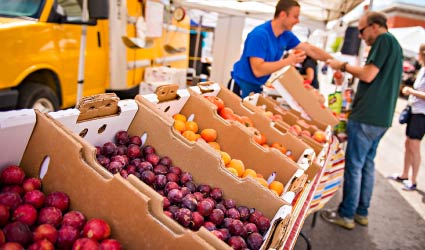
95, 130, 271, 250
0, 165, 121, 250
203, 96, 296, 162
287, 122, 327, 144
172, 114, 285, 197
262, 108, 327, 144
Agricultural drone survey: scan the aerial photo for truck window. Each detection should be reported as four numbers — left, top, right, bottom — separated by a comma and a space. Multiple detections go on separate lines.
0, 0, 43, 18
58, 0, 82, 22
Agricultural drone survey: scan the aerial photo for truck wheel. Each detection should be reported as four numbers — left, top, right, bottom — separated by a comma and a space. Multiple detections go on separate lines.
17, 82, 59, 112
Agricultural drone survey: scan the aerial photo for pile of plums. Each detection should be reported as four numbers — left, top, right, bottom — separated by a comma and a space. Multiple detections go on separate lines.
96, 130, 271, 250
0, 165, 122, 250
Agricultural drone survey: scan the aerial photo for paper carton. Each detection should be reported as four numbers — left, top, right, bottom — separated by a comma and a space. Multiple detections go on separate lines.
140, 88, 310, 199
190, 83, 315, 170
51, 96, 294, 250
0, 109, 217, 250
269, 66, 339, 127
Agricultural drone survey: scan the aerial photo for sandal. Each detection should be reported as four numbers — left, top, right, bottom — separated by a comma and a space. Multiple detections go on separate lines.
387, 174, 408, 183
402, 181, 417, 191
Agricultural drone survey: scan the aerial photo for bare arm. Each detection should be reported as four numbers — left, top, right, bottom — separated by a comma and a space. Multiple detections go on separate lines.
402, 86, 425, 99
249, 52, 306, 78
296, 42, 333, 61
302, 67, 314, 81
327, 59, 380, 83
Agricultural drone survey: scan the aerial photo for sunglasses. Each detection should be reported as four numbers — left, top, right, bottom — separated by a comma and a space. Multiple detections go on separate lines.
358, 24, 371, 35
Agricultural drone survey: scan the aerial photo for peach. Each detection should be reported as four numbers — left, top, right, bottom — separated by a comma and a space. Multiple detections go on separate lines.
312, 130, 327, 143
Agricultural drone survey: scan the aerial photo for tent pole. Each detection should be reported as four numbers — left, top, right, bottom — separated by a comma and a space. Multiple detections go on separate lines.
76, 0, 89, 105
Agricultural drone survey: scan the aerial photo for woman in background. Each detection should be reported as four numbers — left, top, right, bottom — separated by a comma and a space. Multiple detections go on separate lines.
390, 44, 425, 191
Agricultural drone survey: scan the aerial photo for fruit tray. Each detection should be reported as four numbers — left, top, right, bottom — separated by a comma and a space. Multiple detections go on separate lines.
189, 82, 315, 171
266, 66, 339, 127
244, 93, 332, 166
140, 87, 320, 201
0, 109, 217, 250
50, 95, 294, 250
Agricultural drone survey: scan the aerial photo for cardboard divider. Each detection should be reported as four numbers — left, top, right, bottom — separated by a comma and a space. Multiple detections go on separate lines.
190, 84, 316, 169
131, 97, 289, 217
244, 93, 327, 156
0, 110, 217, 250
271, 66, 339, 127
138, 91, 305, 195
51, 97, 294, 249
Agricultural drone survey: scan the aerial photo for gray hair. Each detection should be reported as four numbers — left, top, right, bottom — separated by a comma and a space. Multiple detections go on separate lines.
365, 11, 388, 30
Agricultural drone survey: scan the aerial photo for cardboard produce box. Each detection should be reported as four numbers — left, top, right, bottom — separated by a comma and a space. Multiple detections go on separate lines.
244, 93, 328, 131
51, 95, 294, 250
140, 88, 313, 198
0, 109, 216, 250
189, 83, 315, 170
267, 66, 339, 127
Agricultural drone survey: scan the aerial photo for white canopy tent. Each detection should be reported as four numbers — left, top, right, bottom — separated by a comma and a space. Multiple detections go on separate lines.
177, 0, 366, 84
389, 26, 425, 58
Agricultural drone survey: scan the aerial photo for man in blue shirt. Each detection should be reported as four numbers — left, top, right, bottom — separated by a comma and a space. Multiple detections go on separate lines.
230, 0, 332, 97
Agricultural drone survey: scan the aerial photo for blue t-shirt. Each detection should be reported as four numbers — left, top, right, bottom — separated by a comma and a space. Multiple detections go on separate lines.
231, 20, 300, 86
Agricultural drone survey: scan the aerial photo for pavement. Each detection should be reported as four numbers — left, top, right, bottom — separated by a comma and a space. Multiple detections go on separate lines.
293, 79, 425, 250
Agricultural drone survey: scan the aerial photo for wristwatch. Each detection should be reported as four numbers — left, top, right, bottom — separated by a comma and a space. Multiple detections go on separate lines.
341, 62, 348, 72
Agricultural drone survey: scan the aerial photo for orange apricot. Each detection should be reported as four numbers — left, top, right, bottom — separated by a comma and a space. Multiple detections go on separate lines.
242, 169, 257, 178
185, 121, 199, 133
173, 120, 186, 133
208, 141, 221, 151
227, 159, 245, 177
269, 181, 284, 196
220, 151, 231, 166
200, 128, 217, 142
182, 130, 197, 142
173, 113, 187, 122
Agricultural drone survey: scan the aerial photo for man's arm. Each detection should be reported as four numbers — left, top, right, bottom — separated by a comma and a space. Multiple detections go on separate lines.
249, 52, 306, 78
296, 42, 333, 61
327, 59, 380, 83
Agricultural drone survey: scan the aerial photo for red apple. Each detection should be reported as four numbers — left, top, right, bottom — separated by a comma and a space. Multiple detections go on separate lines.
0, 165, 26, 185
45, 192, 70, 212
99, 239, 122, 250
22, 178, 42, 192
57, 226, 79, 250
28, 239, 55, 250
12, 204, 38, 226
62, 211, 86, 231
33, 224, 58, 243
23, 190, 46, 209
72, 238, 99, 250
82, 219, 111, 241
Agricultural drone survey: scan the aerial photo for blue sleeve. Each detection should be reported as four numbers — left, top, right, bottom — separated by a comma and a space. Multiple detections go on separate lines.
244, 31, 269, 59
285, 31, 301, 50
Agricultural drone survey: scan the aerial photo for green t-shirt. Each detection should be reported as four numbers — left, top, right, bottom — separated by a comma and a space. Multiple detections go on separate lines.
349, 32, 403, 127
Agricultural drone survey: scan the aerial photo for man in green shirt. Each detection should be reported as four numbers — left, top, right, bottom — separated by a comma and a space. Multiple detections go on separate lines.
321, 11, 403, 229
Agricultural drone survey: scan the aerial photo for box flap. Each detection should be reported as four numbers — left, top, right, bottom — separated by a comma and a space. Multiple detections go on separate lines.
271, 66, 339, 126
0, 109, 36, 168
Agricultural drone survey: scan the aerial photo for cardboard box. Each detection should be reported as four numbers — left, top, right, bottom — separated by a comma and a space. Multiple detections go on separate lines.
51, 96, 294, 250
140, 89, 312, 198
269, 66, 339, 127
244, 93, 328, 131
0, 109, 217, 250
189, 83, 315, 171
243, 92, 332, 158
141, 66, 187, 94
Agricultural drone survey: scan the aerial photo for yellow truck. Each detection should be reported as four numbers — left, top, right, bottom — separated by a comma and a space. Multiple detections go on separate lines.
0, 0, 190, 111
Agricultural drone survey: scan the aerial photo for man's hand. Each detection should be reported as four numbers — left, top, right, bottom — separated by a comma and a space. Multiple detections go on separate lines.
286, 50, 306, 66
326, 59, 344, 70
